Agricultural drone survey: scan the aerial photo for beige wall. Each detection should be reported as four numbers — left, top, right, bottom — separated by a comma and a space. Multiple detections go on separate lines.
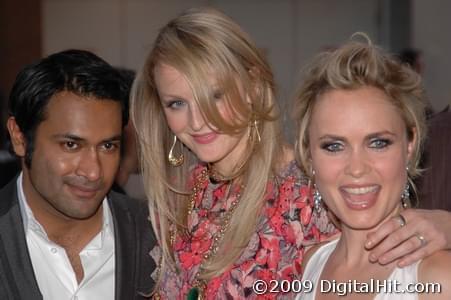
413, 0, 451, 111
43, 0, 385, 139
41, 0, 451, 133
0, 0, 41, 148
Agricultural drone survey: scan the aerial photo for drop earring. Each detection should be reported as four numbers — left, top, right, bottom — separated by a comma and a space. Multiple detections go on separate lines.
313, 185, 322, 213
311, 170, 322, 213
248, 114, 261, 143
401, 183, 410, 208
168, 135, 184, 167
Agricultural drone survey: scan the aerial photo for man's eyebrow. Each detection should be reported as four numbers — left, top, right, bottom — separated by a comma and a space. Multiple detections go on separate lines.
51, 134, 122, 143
51, 134, 85, 142
101, 135, 122, 143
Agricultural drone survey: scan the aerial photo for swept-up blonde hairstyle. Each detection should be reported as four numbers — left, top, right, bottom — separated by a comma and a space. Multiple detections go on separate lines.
131, 7, 283, 283
294, 35, 428, 195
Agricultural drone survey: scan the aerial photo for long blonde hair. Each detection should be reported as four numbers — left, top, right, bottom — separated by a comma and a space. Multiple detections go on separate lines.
131, 7, 283, 282
293, 36, 428, 198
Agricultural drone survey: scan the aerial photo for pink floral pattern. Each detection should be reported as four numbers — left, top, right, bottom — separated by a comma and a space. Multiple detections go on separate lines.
156, 161, 336, 299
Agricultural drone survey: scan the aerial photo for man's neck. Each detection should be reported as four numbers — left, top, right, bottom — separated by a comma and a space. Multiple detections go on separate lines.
40, 206, 104, 249
29, 200, 104, 284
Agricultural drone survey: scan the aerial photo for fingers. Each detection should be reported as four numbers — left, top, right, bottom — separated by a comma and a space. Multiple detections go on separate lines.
376, 235, 426, 266
397, 214, 406, 227
365, 208, 449, 267
365, 215, 406, 250
415, 234, 427, 247
366, 215, 417, 263
396, 238, 432, 267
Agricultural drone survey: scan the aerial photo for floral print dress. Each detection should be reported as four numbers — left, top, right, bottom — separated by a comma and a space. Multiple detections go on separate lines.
152, 161, 336, 299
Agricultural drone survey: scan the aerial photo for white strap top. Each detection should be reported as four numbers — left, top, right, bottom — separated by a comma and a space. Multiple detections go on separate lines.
297, 239, 420, 300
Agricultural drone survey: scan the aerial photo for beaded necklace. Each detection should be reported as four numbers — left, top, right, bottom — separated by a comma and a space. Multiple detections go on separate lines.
185, 168, 244, 300
152, 167, 244, 300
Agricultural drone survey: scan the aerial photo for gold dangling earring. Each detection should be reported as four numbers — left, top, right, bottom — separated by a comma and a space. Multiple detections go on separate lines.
168, 135, 184, 167
254, 119, 261, 143
248, 117, 261, 143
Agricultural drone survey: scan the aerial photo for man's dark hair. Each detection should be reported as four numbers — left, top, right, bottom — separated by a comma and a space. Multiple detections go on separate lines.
398, 48, 421, 69
8, 49, 130, 168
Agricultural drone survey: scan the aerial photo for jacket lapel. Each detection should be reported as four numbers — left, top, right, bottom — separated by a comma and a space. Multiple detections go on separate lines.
108, 193, 136, 300
0, 179, 42, 299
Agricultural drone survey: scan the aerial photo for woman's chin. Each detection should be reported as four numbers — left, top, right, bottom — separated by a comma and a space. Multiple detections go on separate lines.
339, 214, 382, 231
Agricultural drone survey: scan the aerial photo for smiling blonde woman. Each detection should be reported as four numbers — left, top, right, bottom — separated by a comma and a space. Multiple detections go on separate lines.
130, 7, 339, 299
295, 37, 451, 300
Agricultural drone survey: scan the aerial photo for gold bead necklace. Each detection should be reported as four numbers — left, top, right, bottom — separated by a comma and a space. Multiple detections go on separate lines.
186, 168, 244, 300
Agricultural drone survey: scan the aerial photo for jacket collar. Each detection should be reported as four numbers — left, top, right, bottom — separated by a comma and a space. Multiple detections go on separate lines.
0, 178, 43, 299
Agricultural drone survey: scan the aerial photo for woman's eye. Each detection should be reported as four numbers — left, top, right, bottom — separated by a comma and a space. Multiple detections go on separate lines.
369, 139, 392, 149
167, 100, 186, 109
213, 90, 224, 101
321, 142, 343, 152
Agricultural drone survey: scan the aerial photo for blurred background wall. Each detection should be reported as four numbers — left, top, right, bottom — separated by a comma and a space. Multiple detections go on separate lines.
1, 0, 450, 143
0, 0, 41, 149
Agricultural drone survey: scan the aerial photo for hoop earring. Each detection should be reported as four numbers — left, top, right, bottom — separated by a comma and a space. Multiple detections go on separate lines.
168, 135, 184, 167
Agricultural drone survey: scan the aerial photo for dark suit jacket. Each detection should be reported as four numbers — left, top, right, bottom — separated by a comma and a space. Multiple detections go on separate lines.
0, 178, 156, 299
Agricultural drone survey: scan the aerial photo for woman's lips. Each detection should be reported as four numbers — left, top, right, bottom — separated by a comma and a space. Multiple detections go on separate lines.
339, 185, 380, 210
192, 132, 218, 144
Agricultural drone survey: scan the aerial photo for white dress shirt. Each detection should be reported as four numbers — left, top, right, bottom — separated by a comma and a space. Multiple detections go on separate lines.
17, 173, 116, 300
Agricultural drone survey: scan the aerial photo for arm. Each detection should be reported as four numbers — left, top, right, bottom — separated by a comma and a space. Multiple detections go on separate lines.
365, 208, 451, 267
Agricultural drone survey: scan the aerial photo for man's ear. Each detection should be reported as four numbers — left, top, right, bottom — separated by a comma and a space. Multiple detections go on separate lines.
6, 117, 26, 157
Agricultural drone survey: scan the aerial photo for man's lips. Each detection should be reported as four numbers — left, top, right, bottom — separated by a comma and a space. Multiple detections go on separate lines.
191, 132, 218, 144
67, 184, 100, 198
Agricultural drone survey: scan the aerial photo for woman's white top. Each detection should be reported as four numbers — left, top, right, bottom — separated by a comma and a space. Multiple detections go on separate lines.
297, 239, 420, 300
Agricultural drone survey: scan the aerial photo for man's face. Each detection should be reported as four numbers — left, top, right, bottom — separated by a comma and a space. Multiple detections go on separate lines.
12, 91, 122, 221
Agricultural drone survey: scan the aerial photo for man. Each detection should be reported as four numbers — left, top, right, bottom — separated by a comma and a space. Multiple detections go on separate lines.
0, 50, 156, 299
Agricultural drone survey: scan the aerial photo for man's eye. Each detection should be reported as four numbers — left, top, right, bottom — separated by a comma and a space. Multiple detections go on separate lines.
62, 141, 79, 150
101, 142, 118, 152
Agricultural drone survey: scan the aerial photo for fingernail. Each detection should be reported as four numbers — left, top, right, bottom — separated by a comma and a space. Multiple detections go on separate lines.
369, 254, 377, 262
365, 240, 373, 248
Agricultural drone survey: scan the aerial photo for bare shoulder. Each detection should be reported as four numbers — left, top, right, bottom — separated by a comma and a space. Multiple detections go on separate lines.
418, 250, 451, 299
419, 250, 451, 280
